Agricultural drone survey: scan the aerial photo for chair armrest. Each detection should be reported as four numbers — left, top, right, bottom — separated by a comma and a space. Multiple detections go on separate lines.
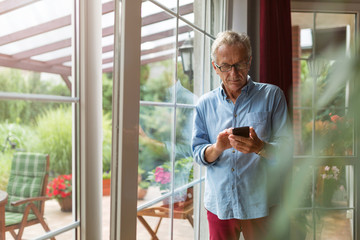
11, 196, 51, 207
0, 191, 8, 240
0, 191, 7, 207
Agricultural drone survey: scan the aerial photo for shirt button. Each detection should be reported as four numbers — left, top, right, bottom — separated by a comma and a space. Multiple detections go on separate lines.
232, 150, 235, 153
231, 168, 235, 172
234, 114, 237, 117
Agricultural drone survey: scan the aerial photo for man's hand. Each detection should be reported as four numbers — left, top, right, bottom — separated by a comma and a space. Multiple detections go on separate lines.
204, 130, 232, 163
228, 127, 264, 154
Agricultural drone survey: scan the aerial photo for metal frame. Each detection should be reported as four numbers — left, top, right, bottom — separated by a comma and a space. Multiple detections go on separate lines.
291, 1, 360, 239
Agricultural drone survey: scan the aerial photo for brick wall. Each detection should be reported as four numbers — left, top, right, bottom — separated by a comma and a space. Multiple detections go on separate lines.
292, 26, 302, 154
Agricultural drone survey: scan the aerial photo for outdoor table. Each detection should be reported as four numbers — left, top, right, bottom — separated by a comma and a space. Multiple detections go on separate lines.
0, 190, 8, 240
137, 199, 193, 240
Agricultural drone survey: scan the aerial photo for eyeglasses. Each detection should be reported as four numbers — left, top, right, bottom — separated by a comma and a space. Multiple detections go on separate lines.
214, 58, 250, 72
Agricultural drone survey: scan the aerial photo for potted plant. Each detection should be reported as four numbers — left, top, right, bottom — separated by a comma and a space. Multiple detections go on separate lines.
147, 157, 194, 204
46, 174, 72, 212
103, 171, 111, 196
138, 167, 150, 200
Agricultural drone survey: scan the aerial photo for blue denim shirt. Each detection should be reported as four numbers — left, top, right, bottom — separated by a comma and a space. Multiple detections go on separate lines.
192, 77, 291, 220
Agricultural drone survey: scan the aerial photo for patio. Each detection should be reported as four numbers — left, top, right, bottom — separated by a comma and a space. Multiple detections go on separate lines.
5, 188, 195, 240
5, 197, 353, 239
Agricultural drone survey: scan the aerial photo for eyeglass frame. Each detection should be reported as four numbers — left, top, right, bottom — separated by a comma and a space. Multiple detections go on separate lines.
213, 57, 251, 72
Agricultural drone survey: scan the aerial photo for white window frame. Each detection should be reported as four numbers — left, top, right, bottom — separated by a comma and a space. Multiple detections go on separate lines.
291, 1, 360, 239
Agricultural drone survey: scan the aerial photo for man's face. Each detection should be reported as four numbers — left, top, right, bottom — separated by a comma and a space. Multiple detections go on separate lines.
212, 44, 251, 95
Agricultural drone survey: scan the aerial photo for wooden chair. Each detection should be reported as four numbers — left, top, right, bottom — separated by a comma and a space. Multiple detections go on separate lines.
0, 152, 55, 240
137, 195, 193, 240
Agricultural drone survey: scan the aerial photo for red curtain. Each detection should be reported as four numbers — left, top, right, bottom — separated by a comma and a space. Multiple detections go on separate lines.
260, 0, 292, 106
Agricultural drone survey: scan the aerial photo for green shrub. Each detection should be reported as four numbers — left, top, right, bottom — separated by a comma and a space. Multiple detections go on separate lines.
33, 106, 112, 175
0, 152, 12, 190
102, 113, 112, 173
33, 106, 72, 175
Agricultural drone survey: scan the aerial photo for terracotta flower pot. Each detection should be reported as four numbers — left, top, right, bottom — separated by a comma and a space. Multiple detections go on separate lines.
137, 187, 148, 200
103, 178, 111, 196
58, 196, 72, 212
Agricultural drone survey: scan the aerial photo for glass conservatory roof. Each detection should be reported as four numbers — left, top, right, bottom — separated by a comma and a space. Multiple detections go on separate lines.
0, 0, 194, 82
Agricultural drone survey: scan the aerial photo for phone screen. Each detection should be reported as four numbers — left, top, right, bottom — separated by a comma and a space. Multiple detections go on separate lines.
232, 126, 250, 137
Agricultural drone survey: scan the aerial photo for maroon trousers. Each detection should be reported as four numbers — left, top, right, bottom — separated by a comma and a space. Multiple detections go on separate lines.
207, 210, 273, 240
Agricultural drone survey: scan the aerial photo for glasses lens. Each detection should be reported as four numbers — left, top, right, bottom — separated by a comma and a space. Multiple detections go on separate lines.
221, 65, 231, 72
235, 63, 247, 71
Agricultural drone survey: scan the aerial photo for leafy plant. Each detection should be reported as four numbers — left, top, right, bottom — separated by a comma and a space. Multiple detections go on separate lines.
46, 174, 72, 200
147, 157, 194, 192
0, 68, 70, 125
33, 106, 72, 175
102, 171, 111, 179
102, 113, 112, 173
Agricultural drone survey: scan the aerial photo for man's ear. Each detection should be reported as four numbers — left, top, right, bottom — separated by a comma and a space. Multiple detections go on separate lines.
211, 61, 217, 71
248, 56, 252, 69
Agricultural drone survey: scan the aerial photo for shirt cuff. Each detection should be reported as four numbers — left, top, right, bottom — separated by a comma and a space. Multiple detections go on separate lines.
200, 144, 217, 166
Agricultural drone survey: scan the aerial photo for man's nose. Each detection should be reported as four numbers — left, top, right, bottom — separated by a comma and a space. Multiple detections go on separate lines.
229, 65, 239, 75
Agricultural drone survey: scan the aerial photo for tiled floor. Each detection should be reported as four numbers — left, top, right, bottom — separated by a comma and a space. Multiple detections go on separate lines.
5, 195, 353, 239
5, 190, 194, 240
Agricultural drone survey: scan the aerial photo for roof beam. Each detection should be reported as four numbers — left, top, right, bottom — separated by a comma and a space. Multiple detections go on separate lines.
0, 54, 71, 76
47, 55, 71, 65
0, 1, 114, 46
141, 40, 185, 55
141, 53, 174, 65
0, 0, 40, 14
142, 3, 193, 26
12, 39, 71, 60
61, 74, 72, 91
43, 40, 186, 66
0, 16, 71, 46
141, 25, 192, 43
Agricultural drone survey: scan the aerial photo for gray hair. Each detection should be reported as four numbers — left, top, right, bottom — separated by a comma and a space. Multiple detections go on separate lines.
211, 31, 252, 62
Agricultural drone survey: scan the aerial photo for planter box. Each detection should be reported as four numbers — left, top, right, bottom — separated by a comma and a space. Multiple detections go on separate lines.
103, 178, 111, 196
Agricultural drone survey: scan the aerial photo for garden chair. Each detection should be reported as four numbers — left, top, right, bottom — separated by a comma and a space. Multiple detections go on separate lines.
0, 152, 55, 240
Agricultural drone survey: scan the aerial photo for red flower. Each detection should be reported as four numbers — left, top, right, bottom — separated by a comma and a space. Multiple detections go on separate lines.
47, 174, 72, 200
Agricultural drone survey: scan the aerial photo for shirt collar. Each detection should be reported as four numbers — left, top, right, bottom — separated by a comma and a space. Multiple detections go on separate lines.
220, 75, 254, 100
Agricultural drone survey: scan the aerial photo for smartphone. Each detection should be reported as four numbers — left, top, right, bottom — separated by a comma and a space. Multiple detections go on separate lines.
232, 126, 250, 138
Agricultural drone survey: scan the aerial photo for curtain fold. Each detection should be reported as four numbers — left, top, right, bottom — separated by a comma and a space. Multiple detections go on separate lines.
260, 0, 292, 106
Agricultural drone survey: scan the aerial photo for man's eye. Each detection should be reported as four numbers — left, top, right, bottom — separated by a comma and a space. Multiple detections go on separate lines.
222, 64, 230, 68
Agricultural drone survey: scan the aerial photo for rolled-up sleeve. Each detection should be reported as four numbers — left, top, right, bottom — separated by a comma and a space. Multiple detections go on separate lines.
192, 105, 216, 166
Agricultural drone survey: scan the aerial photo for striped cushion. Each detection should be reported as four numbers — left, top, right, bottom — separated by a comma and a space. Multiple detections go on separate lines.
5, 212, 37, 226
5, 153, 47, 213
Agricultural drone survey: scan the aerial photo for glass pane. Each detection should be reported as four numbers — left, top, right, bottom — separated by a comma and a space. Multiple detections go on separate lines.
137, 195, 172, 240
102, 9, 115, 73
208, 37, 220, 92
172, 191, 195, 238
313, 110, 354, 156
0, 0, 73, 94
290, 210, 314, 240
293, 109, 313, 156
176, 21, 199, 104
299, 59, 313, 107
175, 106, 195, 158
315, 210, 353, 240
149, 0, 177, 12
138, 105, 172, 197
315, 165, 353, 208
141, 2, 177, 103
179, 0, 205, 30
315, 13, 356, 59
0, 102, 74, 239
291, 12, 314, 59
292, 165, 313, 208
